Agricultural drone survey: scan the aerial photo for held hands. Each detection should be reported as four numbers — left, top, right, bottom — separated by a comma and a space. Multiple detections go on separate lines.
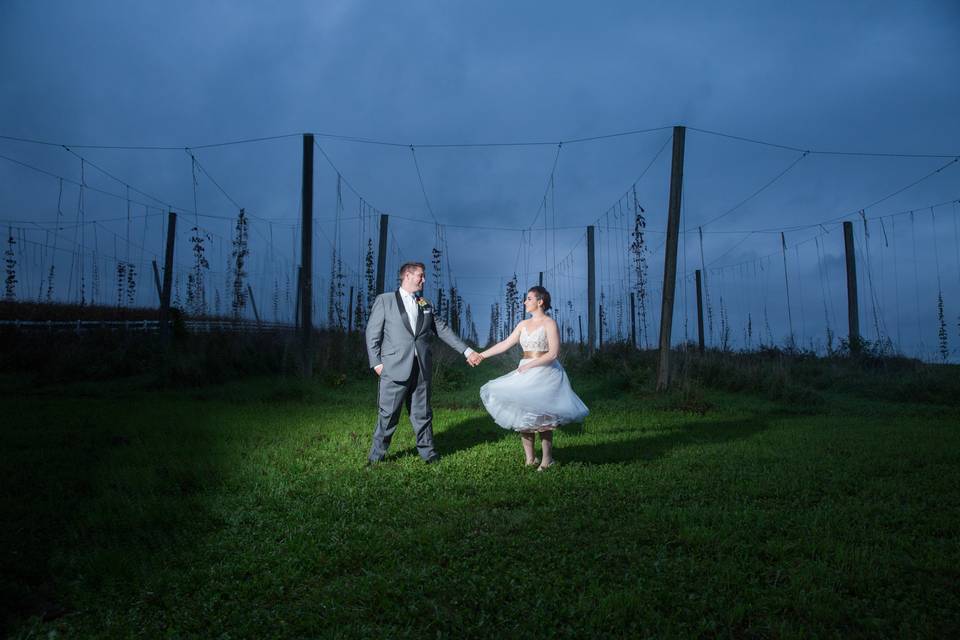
466, 352, 484, 367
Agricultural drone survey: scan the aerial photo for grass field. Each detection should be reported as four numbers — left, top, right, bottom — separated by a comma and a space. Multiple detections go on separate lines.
3, 354, 959, 638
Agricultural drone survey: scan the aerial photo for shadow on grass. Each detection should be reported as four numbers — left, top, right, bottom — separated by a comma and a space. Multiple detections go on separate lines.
434, 415, 510, 456
0, 404, 97, 635
0, 393, 228, 637
376, 414, 510, 461
559, 417, 768, 466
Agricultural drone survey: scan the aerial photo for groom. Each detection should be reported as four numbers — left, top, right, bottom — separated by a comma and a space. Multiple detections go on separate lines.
365, 261, 482, 465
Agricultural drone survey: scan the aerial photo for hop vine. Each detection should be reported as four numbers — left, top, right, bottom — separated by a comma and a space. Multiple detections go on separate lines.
4, 227, 17, 301
230, 209, 249, 320
630, 188, 650, 347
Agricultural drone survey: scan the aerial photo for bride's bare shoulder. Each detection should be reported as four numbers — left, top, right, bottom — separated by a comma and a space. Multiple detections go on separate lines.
542, 316, 558, 331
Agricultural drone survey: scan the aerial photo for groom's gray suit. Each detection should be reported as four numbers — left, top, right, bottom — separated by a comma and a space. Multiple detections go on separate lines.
366, 289, 469, 462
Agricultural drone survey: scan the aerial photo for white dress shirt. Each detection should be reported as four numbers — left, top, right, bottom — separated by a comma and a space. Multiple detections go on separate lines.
398, 287, 419, 332
398, 288, 474, 357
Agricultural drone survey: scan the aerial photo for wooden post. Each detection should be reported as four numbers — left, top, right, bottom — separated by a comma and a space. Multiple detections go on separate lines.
630, 292, 637, 348
843, 221, 860, 354
301, 134, 314, 376
246, 284, 261, 326
348, 285, 355, 333
695, 269, 705, 353
599, 304, 604, 347
151, 260, 162, 302
587, 225, 596, 355
158, 211, 177, 341
294, 267, 302, 330
656, 126, 686, 390
375, 214, 389, 295
538, 271, 543, 287
578, 315, 583, 346
781, 231, 795, 348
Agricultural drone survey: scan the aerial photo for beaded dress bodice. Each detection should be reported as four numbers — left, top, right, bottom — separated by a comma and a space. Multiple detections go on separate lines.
519, 325, 549, 352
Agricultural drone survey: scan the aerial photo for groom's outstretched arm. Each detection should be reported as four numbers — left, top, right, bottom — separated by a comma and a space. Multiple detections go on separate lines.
366, 294, 386, 370
432, 313, 473, 362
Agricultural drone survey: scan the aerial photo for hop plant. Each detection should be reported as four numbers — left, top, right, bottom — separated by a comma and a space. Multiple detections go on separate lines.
231, 209, 249, 320
4, 227, 17, 301
937, 290, 948, 362
126, 263, 137, 307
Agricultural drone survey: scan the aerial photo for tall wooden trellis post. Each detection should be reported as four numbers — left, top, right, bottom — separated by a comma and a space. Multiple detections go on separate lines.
656, 126, 686, 391
158, 211, 177, 342
300, 134, 314, 377
695, 269, 705, 354
587, 225, 596, 355
375, 214, 389, 295
843, 220, 860, 354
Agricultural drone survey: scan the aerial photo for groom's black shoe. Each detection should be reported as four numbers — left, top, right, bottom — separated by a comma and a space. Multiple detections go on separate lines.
424, 454, 441, 465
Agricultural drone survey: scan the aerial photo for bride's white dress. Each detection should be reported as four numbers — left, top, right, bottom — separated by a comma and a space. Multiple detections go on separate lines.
479, 325, 589, 432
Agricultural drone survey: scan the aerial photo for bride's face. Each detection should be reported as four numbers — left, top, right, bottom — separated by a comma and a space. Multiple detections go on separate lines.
524, 292, 541, 313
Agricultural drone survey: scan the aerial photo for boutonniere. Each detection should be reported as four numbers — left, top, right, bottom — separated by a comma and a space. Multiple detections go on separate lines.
416, 296, 430, 309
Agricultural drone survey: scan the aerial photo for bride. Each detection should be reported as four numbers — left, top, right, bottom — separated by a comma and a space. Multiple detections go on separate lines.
477, 286, 589, 471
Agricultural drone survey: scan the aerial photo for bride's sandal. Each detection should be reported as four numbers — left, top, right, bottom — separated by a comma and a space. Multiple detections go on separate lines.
536, 460, 556, 472
525, 457, 540, 468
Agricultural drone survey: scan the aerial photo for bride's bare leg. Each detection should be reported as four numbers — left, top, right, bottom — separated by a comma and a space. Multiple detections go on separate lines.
539, 431, 554, 467
521, 432, 537, 465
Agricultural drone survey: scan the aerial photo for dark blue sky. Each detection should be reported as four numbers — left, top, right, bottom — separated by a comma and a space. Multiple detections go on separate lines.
2, 1, 958, 357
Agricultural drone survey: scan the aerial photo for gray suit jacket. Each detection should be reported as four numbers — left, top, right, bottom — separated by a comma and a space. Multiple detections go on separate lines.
366, 290, 468, 381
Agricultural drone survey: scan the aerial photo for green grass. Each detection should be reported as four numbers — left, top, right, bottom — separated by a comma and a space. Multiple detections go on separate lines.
2, 360, 959, 638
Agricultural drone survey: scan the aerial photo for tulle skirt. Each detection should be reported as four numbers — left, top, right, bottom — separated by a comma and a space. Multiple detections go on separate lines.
479, 358, 589, 432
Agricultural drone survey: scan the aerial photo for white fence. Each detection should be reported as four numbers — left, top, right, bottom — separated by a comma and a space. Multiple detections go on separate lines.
0, 319, 297, 333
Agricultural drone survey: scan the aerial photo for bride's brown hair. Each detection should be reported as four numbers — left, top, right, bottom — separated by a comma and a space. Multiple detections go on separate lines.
528, 286, 551, 312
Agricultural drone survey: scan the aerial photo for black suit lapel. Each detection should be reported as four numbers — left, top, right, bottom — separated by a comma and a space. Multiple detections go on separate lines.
415, 305, 425, 336
394, 290, 415, 336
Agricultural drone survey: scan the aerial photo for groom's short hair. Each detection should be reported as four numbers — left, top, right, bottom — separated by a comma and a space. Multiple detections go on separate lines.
399, 262, 426, 278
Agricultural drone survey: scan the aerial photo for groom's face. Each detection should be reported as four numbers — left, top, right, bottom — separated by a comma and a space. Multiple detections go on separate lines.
403, 268, 425, 292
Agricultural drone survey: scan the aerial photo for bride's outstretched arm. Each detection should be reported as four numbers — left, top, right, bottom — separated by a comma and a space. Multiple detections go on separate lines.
518, 319, 560, 371
479, 322, 523, 358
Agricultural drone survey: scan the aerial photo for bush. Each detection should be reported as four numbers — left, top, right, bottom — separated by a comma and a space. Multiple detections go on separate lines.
0, 325, 371, 388
561, 342, 955, 408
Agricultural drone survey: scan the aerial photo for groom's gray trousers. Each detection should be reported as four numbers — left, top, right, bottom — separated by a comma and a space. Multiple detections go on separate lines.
369, 357, 434, 462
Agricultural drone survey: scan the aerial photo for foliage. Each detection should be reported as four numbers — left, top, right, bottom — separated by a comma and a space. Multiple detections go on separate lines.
487, 301, 501, 346
115, 261, 126, 307
431, 245, 446, 321
629, 187, 650, 348
353, 282, 364, 331
4, 226, 17, 301
719, 295, 731, 352
937, 289, 948, 362
230, 209, 249, 320
45, 264, 55, 302
598, 290, 607, 344
189, 226, 210, 317
448, 285, 461, 336
272, 278, 280, 322
464, 303, 479, 344
503, 274, 519, 336
90, 252, 100, 303
365, 237, 376, 319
